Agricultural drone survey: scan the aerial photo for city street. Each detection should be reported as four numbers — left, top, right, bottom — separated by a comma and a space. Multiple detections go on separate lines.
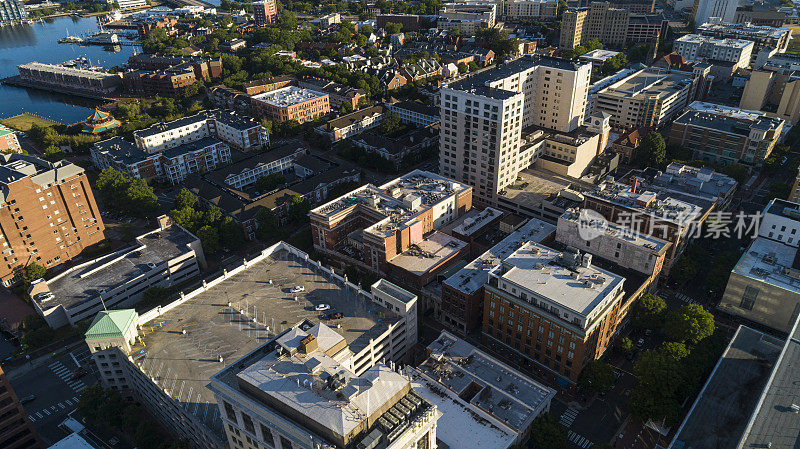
9, 345, 99, 445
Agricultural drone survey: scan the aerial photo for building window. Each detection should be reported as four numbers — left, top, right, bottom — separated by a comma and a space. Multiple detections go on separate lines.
242, 413, 255, 434
740, 285, 759, 311
280, 436, 294, 449
259, 424, 274, 447
223, 402, 238, 424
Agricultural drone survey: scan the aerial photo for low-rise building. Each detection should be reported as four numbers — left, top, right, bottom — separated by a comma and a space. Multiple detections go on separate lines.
242, 75, 296, 96
408, 331, 556, 449
251, 86, 331, 123
674, 34, 754, 69
17, 62, 121, 96
1, 0, 28, 26
503, 0, 559, 20
315, 105, 385, 142
298, 77, 366, 110
30, 222, 203, 329
579, 49, 621, 70
669, 102, 784, 168
208, 144, 306, 190
482, 241, 628, 385
631, 162, 738, 210
351, 127, 439, 167
0, 125, 22, 153
400, 59, 443, 83
385, 100, 440, 126
437, 1, 497, 35
442, 216, 555, 333
697, 20, 791, 57
609, 126, 652, 164
84, 242, 422, 449
718, 199, 800, 333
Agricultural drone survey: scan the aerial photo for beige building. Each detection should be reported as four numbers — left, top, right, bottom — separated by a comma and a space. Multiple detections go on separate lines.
791, 167, 800, 203
718, 199, 800, 333
437, 1, 497, 35
560, 2, 666, 49
504, 0, 560, 20
440, 55, 592, 205
740, 65, 800, 125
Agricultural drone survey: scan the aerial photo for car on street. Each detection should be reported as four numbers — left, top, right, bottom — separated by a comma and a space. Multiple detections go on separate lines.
637, 338, 645, 348
68, 367, 88, 381
20, 395, 35, 404
291, 286, 305, 293
325, 312, 344, 320
315, 304, 330, 311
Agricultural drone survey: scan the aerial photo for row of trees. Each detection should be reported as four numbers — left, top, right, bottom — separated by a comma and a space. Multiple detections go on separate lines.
96, 168, 159, 218
254, 195, 311, 241
628, 294, 724, 426
169, 189, 245, 254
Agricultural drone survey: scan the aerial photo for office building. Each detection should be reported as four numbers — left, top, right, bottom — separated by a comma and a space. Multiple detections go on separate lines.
85, 242, 420, 449
669, 102, 785, 168
593, 67, 696, 129
560, 2, 667, 49
694, 0, 739, 26
740, 55, 800, 125
442, 216, 555, 333
0, 365, 42, 449
437, 2, 497, 35
0, 0, 27, 25
252, 0, 277, 26
30, 222, 203, 329
0, 154, 105, 287
582, 179, 708, 278
481, 241, 628, 384
408, 331, 556, 449
92, 110, 268, 184
503, 0, 560, 20
376, 14, 427, 31
630, 161, 738, 210
17, 62, 121, 96
310, 170, 473, 283
251, 86, 331, 123
439, 55, 592, 205
0, 125, 21, 153
718, 199, 800, 333
697, 20, 791, 55
674, 34, 754, 69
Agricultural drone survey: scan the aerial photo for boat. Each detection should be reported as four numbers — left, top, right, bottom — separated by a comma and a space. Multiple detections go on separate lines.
58, 35, 84, 44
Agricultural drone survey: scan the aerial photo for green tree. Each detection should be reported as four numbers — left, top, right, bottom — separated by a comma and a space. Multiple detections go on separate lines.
379, 112, 402, 136
670, 257, 699, 285
385, 22, 403, 34
196, 225, 220, 254
288, 195, 311, 222
468, 61, 479, 71
720, 163, 748, 184
637, 132, 666, 168
601, 53, 627, 75
616, 336, 633, 355
447, 26, 461, 37
255, 173, 287, 193
664, 304, 715, 344
457, 62, 468, 73
174, 188, 198, 210
341, 102, 354, 114
577, 359, 615, 394
220, 216, 245, 251
170, 207, 201, 233
633, 293, 666, 330
628, 348, 687, 425
23, 263, 46, 285
256, 208, 281, 240
529, 414, 567, 449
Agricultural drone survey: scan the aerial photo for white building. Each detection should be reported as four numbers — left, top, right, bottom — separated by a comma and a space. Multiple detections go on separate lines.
674, 34, 754, 68
438, 1, 497, 35
694, 0, 738, 26
114, 0, 147, 10
217, 144, 307, 189
440, 55, 591, 205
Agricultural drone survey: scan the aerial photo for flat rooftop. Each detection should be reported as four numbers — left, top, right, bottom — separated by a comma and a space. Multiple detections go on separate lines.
127, 248, 399, 439
766, 198, 800, 220
388, 231, 467, 276
602, 68, 692, 98
740, 318, 800, 449
560, 208, 669, 253
674, 110, 783, 136
500, 167, 588, 211
445, 217, 555, 295
732, 237, 800, 294
416, 331, 554, 434
669, 326, 783, 449
451, 207, 503, 237
19, 62, 117, 80
493, 242, 624, 318
676, 34, 754, 48
585, 181, 704, 227
45, 226, 196, 310
252, 86, 328, 107
580, 49, 620, 61
697, 21, 791, 39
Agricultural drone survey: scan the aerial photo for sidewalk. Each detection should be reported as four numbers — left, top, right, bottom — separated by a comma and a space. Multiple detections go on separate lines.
5, 339, 86, 381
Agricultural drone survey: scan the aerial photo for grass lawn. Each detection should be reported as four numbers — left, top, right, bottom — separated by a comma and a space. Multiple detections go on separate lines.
1, 113, 59, 131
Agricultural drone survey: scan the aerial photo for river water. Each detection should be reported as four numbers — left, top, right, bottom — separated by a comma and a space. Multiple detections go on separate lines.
0, 15, 141, 124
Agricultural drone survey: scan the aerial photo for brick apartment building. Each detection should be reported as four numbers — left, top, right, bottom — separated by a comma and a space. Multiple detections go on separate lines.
0, 155, 106, 286
0, 125, 22, 153
0, 365, 42, 449
250, 86, 331, 123
252, 0, 278, 26
123, 54, 222, 97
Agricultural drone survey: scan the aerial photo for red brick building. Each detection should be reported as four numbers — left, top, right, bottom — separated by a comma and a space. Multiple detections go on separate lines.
0, 365, 42, 449
253, 0, 278, 26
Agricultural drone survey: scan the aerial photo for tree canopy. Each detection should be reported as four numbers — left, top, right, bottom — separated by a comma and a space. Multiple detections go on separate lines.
637, 132, 667, 168
665, 304, 715, 344
96, 169, 159, 218
633, 293, 667, 331
577, 359, 615, 394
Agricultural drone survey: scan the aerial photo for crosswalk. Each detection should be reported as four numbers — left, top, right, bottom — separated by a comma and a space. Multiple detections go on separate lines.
568, 430, 594, 449
28, 396, 79, 423
674, 292, 698, 305
560, 408, 578, 427
48, 361, 86, 393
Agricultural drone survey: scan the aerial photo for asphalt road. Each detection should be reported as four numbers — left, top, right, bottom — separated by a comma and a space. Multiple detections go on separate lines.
9, 345, 99, 445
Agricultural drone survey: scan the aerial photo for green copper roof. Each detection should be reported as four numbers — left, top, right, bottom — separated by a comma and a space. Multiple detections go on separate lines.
0, 125, 14, 138
85, 309, 137, 340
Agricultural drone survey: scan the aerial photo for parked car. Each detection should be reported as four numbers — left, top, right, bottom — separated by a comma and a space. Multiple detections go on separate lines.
20, 395, 35, 404
68, 367, 88, 381
291, 285, 305, 293
325, 312, 344, 320
315, 304, 330, 311
636, 338, 645, 348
